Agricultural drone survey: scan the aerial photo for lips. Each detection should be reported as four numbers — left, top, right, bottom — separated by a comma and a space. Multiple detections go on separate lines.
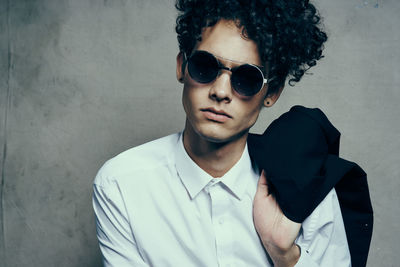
200, 108, 232, 122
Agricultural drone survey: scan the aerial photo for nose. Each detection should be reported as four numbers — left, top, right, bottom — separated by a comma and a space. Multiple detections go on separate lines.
209, 71, 233, 103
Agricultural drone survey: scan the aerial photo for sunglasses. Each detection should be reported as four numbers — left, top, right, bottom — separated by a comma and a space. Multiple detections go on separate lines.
185, 50, 268, 96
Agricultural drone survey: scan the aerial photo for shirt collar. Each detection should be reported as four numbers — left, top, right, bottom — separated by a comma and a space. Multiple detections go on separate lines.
175, 132, 254, 200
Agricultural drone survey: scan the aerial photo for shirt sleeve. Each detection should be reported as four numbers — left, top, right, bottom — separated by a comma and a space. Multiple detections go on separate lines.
92, 177, 149, 267
294, 188, 351, 267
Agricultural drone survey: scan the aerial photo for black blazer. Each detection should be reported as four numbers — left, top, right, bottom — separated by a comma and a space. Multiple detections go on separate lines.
248, 105, 373, 267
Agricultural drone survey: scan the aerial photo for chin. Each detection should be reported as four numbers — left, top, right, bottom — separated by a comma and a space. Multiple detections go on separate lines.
196, 125, 248, 144
201, 133, 230, 143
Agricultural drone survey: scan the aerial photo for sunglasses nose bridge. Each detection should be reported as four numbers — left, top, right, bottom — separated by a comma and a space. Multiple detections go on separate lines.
216, 65, 234, 80
215, 65, 234, 86
219, 65, 232, 72
209, 68, 235, 101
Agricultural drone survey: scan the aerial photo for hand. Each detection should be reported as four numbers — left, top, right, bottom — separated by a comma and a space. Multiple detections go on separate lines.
253, 170, 301, 267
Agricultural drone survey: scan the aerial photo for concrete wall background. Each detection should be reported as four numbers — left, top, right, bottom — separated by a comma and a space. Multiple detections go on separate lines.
0, 0, 398, 266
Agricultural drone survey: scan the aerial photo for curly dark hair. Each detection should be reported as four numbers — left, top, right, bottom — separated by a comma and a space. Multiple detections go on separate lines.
175, 0, 328, 95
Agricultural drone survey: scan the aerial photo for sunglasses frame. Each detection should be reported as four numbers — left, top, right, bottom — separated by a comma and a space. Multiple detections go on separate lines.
184, 50, 268, 96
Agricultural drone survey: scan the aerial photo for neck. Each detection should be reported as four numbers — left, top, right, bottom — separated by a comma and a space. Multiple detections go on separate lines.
183, 121, 248, 178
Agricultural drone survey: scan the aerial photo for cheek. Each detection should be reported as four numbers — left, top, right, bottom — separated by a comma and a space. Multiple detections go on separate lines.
238, 102, 264, 128
240, 91, 267, 126
182, 85, 189, 109
182, 81, 210, 108
182, 86, 192, 118
182, 84, 202, 117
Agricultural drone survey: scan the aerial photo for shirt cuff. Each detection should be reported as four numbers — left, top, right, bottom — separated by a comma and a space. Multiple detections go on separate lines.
294, 245, 319, 267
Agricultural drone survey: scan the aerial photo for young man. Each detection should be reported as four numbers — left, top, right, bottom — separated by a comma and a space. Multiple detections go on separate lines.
93, 1, 351, 266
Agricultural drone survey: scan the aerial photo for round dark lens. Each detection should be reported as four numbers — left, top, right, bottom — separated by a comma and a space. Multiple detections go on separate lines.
188, 51, 219, 83
231, 64, 264, 96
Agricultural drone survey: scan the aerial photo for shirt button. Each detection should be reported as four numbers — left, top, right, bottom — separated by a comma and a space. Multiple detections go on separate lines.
219, 218, 224, 224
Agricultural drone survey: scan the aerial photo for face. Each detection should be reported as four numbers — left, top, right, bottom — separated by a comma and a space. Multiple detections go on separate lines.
177, 20, 278, 143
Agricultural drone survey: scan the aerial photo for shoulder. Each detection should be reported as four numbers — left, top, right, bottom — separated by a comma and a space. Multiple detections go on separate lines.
94, 132, 181, 187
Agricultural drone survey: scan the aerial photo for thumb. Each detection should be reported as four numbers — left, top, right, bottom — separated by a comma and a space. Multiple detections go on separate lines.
256, 169, 270, 196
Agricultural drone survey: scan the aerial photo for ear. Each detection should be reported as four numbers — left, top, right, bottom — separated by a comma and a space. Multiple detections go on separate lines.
176, 52, 186, 83
263, 86, 284, 107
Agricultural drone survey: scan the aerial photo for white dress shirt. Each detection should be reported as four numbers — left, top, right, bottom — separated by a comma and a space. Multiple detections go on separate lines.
93, 132, 351, 267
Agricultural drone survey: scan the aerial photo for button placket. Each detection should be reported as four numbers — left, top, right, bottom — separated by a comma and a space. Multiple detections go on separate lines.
208, 183, 233, 265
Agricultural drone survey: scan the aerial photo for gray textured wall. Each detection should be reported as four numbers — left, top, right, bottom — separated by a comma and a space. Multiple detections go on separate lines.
0, 0, 398, 266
